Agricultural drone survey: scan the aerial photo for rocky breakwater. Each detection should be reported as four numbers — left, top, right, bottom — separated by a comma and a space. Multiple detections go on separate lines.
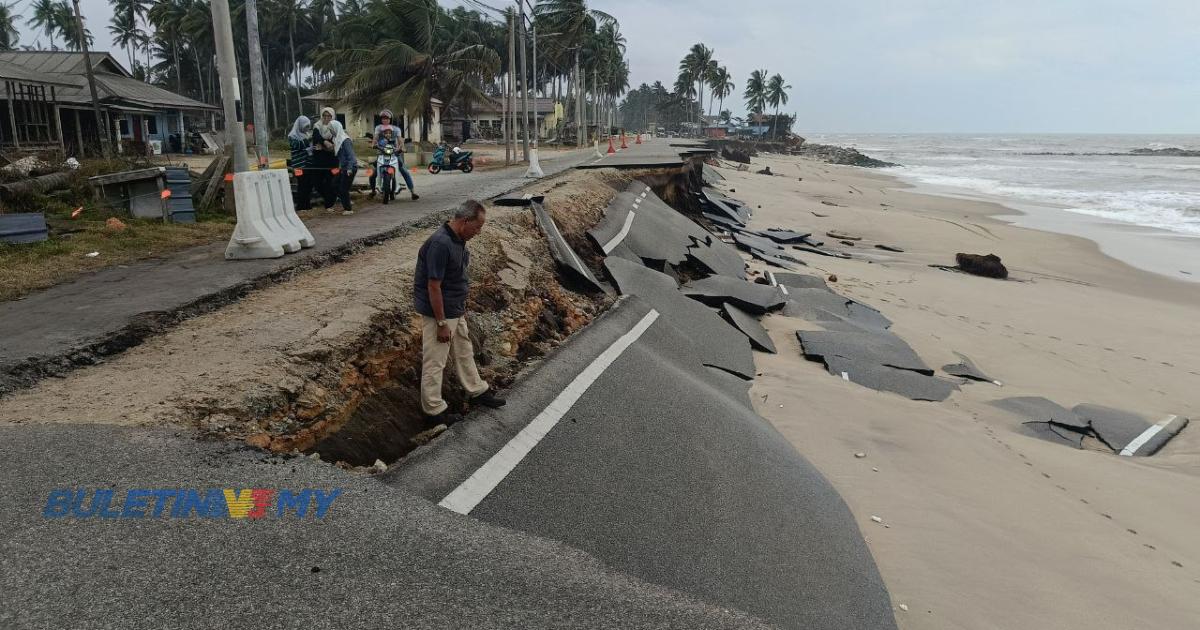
790, 143, 898, 168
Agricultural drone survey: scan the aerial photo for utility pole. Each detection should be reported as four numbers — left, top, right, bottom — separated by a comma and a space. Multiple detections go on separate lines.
245, 0, 269, 169
506, 11, 515, 165
575, 52, 583, 147
524, 0, 543, 177
517, 0, 530, 163
71, 0, 108, 157
211, 0, 249, 172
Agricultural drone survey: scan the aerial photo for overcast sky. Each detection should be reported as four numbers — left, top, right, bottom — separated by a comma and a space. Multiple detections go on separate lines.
69, 0, 1200, 134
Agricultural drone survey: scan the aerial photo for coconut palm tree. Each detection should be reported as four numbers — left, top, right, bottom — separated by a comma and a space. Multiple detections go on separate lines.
313, 0, 500, 142
111, 0, 151, 70
27, 0, 59, 49
537, 0, 615, 143
678, 43, 711, 134
108, 11, 148, 72
708, 64, 733, 119
147, 0, 189, 93
744, 68, 767, 118
766, 72, 791, 140
56, 1, 93, 51
0, 2, 20, 50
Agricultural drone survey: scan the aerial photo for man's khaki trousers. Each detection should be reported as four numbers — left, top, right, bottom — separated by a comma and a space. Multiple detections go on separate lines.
420, 315, 488, 416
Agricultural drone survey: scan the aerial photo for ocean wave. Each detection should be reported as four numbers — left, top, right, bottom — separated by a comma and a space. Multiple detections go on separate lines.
894, 169, 1200, 236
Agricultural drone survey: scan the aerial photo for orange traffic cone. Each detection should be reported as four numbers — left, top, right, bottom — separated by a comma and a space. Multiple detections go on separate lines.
635, 132, 642, 144
607, 136, 616, 154
620, 132, 628, 149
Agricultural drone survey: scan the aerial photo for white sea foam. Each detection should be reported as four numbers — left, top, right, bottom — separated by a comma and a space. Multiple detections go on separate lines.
812, 133, 1200, 237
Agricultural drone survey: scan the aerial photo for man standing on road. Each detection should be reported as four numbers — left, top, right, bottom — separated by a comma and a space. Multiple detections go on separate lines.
414, 200, 506, 421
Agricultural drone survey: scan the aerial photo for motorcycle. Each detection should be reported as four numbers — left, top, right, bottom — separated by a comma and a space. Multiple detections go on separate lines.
375, 141, 403, 204
428, 144, 474, 174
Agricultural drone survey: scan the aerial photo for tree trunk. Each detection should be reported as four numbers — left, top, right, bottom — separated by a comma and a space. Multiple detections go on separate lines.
290, 17, 302, 116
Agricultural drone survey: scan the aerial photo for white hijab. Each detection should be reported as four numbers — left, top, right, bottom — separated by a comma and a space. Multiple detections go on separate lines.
327, 120, 351, 151
288, 115, 311, 142
313, 107, 336, 140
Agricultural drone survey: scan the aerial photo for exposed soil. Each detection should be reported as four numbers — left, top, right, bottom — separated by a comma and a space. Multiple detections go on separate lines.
0, 167, 630, 466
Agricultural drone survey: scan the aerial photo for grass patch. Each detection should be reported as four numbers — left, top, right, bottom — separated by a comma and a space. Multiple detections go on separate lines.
0, 213, 233, 302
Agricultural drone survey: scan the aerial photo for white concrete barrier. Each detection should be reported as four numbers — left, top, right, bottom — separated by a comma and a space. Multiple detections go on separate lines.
225, 170, 316, 260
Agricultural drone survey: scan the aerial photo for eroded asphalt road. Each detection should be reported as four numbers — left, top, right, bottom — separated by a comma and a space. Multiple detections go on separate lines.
1, 296, 896, 629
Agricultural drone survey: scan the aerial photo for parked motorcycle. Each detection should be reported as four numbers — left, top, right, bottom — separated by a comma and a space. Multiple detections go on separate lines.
428, 144, 474, 174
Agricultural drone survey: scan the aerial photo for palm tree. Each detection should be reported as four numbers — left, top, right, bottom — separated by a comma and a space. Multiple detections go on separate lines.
708, 65, 732, 119
0, 2, 20, 50
56, 1, 93, 51
678, 43, 711, 134
313, 0, 500, 142
108, 11, 147, 71
766, 72, 791, 140
110, 0, 150, 72
537, 0, 615, 144
28, 0, 59, 49
147, 0, 188, 93
744, 68, 767, 120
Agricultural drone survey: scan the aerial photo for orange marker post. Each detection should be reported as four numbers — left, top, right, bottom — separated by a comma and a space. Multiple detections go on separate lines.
620, 132, 628, 149
607, 136, 616, 154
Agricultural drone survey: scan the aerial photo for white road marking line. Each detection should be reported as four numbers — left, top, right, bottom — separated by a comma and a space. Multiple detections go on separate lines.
439, 309, 661, 514
841, 371, 850, 381
767, 271, 778, 286
602, 208, 638, 253
780, 285, 789, 296
1119, 415, 1177, 456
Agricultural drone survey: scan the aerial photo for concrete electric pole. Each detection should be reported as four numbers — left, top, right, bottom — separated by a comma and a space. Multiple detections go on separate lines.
210, 0, 249, 173
244, 0, 270, 169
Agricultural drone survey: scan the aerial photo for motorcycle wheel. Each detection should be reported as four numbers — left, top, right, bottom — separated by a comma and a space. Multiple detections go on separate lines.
459, 160, 474, 174
428, 163, 442, 174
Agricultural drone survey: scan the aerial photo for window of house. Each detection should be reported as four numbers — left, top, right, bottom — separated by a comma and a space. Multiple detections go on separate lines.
147, 117, 158, 134
119, 119, 130, 136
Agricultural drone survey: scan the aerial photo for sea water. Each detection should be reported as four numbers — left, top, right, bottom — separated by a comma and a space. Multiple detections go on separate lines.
807, 133, 1200, 281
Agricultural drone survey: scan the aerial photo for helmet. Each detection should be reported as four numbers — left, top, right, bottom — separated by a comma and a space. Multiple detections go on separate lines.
378, 109, 393, 119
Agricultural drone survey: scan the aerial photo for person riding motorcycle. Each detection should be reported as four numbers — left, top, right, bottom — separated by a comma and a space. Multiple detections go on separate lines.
368, 109, 418, 201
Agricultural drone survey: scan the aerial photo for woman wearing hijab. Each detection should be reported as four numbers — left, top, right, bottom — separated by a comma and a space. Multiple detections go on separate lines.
327, 120, 358, 215
287, 115, 316, 210
310, 107, 339, 210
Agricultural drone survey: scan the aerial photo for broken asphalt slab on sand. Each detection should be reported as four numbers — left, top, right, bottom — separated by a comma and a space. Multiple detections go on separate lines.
0, 423, 773, 630
722, 303, 777, 353
793, 322, 958, 401
683, 275, 787, 315
388, 296, 897, 630
781, 287, 893, 331
991, 396, 1189, 456
941, 352, 998, 384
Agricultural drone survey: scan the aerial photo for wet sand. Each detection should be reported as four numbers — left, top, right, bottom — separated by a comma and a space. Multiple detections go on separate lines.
719, 154, 1200, 629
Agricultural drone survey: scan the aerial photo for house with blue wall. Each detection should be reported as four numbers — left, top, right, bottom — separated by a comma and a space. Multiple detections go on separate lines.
0, 51, 217, 157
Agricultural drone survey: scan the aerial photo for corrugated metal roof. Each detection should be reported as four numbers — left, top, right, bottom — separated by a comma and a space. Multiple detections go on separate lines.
0, 60, 74, 86
0, 51, 215, 111
0, 51, 129, 77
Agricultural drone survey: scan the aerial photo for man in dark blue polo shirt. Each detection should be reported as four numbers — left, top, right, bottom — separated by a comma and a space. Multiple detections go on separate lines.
414, 199, 506, 420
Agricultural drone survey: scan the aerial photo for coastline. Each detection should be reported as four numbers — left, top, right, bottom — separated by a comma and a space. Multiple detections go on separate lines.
879, 169, 1200, 284
711, 153, 1200, 629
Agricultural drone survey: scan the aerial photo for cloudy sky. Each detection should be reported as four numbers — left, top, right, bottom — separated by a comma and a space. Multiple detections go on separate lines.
68, 0, 1200, 133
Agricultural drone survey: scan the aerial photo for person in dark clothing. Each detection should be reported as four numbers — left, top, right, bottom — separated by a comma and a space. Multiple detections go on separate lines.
327, 120, 358, 214
287, 115, 316, 210
310, 107, 339, 210
413, 199, 506, 421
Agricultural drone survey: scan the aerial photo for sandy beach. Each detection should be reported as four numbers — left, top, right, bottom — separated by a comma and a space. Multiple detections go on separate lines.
717, 154, 1200, 628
